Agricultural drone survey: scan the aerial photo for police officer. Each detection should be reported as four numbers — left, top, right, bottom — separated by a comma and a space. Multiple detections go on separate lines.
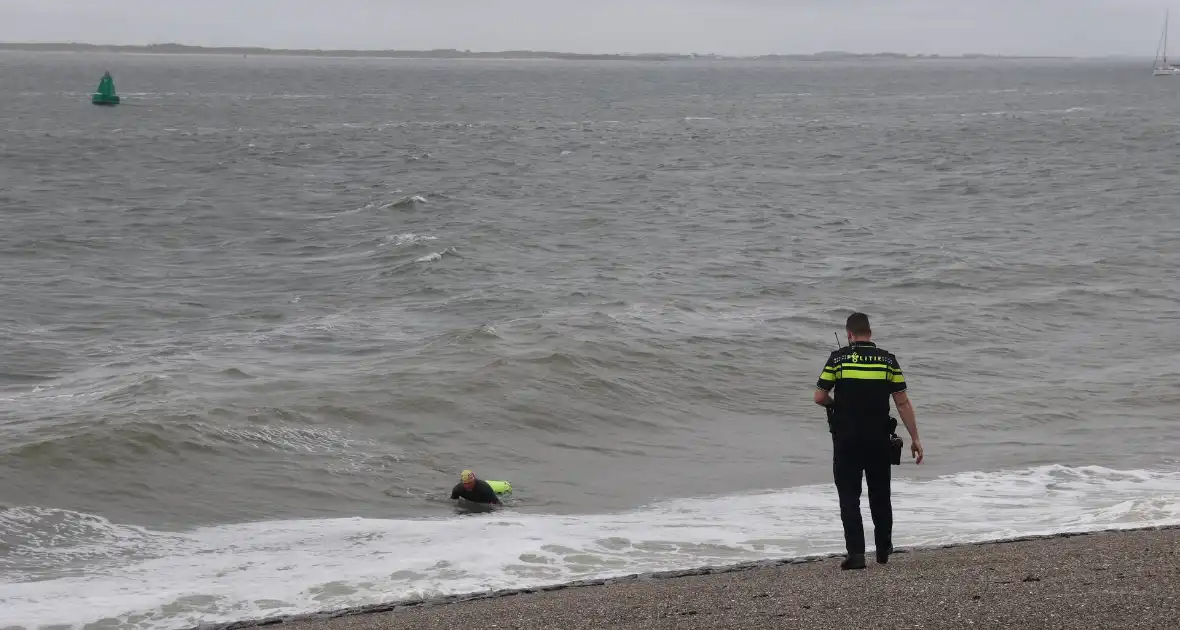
814, 312, 923, 570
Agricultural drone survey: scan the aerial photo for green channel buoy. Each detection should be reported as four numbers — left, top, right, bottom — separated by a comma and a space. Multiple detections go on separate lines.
91, 71, 120, 106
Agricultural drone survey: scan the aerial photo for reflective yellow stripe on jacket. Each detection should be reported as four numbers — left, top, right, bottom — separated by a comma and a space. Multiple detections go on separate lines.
821, 364, 904, 384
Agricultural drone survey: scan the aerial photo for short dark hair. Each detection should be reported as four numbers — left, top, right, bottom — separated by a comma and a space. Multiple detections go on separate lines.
846, 312, 871, 335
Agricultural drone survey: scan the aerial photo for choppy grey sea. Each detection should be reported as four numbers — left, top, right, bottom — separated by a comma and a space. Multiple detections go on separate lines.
1, 51, 1179, 629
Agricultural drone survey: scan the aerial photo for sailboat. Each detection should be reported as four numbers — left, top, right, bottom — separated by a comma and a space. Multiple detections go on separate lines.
1153, 10, 1180, 76
91, 70, 121, 106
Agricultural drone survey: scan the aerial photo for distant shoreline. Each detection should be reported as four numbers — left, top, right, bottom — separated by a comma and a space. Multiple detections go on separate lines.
0, 42, 1086, 62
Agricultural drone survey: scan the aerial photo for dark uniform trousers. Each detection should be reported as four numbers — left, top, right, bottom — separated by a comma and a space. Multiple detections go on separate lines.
833, 434, 892, 555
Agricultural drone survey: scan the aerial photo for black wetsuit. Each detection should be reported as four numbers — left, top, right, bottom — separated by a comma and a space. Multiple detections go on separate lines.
816, 341, 908, 556
451, 479, 501, 505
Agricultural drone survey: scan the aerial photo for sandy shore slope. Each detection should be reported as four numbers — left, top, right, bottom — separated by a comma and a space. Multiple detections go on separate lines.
197, 525, 1179, 630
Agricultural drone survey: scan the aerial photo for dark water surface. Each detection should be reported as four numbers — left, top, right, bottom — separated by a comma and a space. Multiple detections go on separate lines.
2, 52, 1179, 629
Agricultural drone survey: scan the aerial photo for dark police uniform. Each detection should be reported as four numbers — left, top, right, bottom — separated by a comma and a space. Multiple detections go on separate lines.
816, 341, 907, 557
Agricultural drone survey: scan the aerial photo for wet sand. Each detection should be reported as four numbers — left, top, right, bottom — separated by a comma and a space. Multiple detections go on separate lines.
202, 525, 1179, 630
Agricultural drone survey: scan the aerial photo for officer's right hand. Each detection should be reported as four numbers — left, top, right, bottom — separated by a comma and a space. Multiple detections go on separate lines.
911, 439, 924, 465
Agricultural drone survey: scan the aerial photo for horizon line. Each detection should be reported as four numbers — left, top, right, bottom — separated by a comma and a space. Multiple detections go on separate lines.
0, 40, 1149, 61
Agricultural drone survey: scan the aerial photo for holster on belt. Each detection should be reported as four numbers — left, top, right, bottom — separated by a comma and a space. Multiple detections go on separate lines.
888, 416, 903, 465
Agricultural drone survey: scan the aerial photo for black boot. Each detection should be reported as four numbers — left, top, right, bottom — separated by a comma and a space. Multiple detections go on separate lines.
840, 553, 866, 570
877, 544, 893, 565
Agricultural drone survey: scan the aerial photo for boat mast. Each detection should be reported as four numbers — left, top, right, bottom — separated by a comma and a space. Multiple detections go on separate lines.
1155, 10, 1170, 70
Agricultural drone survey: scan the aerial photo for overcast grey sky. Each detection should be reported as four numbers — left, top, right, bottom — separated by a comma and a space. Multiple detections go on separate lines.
0, 0, 1175, 57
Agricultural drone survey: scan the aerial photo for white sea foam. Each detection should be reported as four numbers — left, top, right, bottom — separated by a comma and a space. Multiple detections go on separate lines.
1, 464, 1178, 630
415, 247, 456, 263
384, 195, 428, 208
387, 233, 438, 247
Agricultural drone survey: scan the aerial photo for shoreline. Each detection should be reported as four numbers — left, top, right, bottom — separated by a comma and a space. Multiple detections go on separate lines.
192, 522, 1180, 630
0, 42, 1085, 63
